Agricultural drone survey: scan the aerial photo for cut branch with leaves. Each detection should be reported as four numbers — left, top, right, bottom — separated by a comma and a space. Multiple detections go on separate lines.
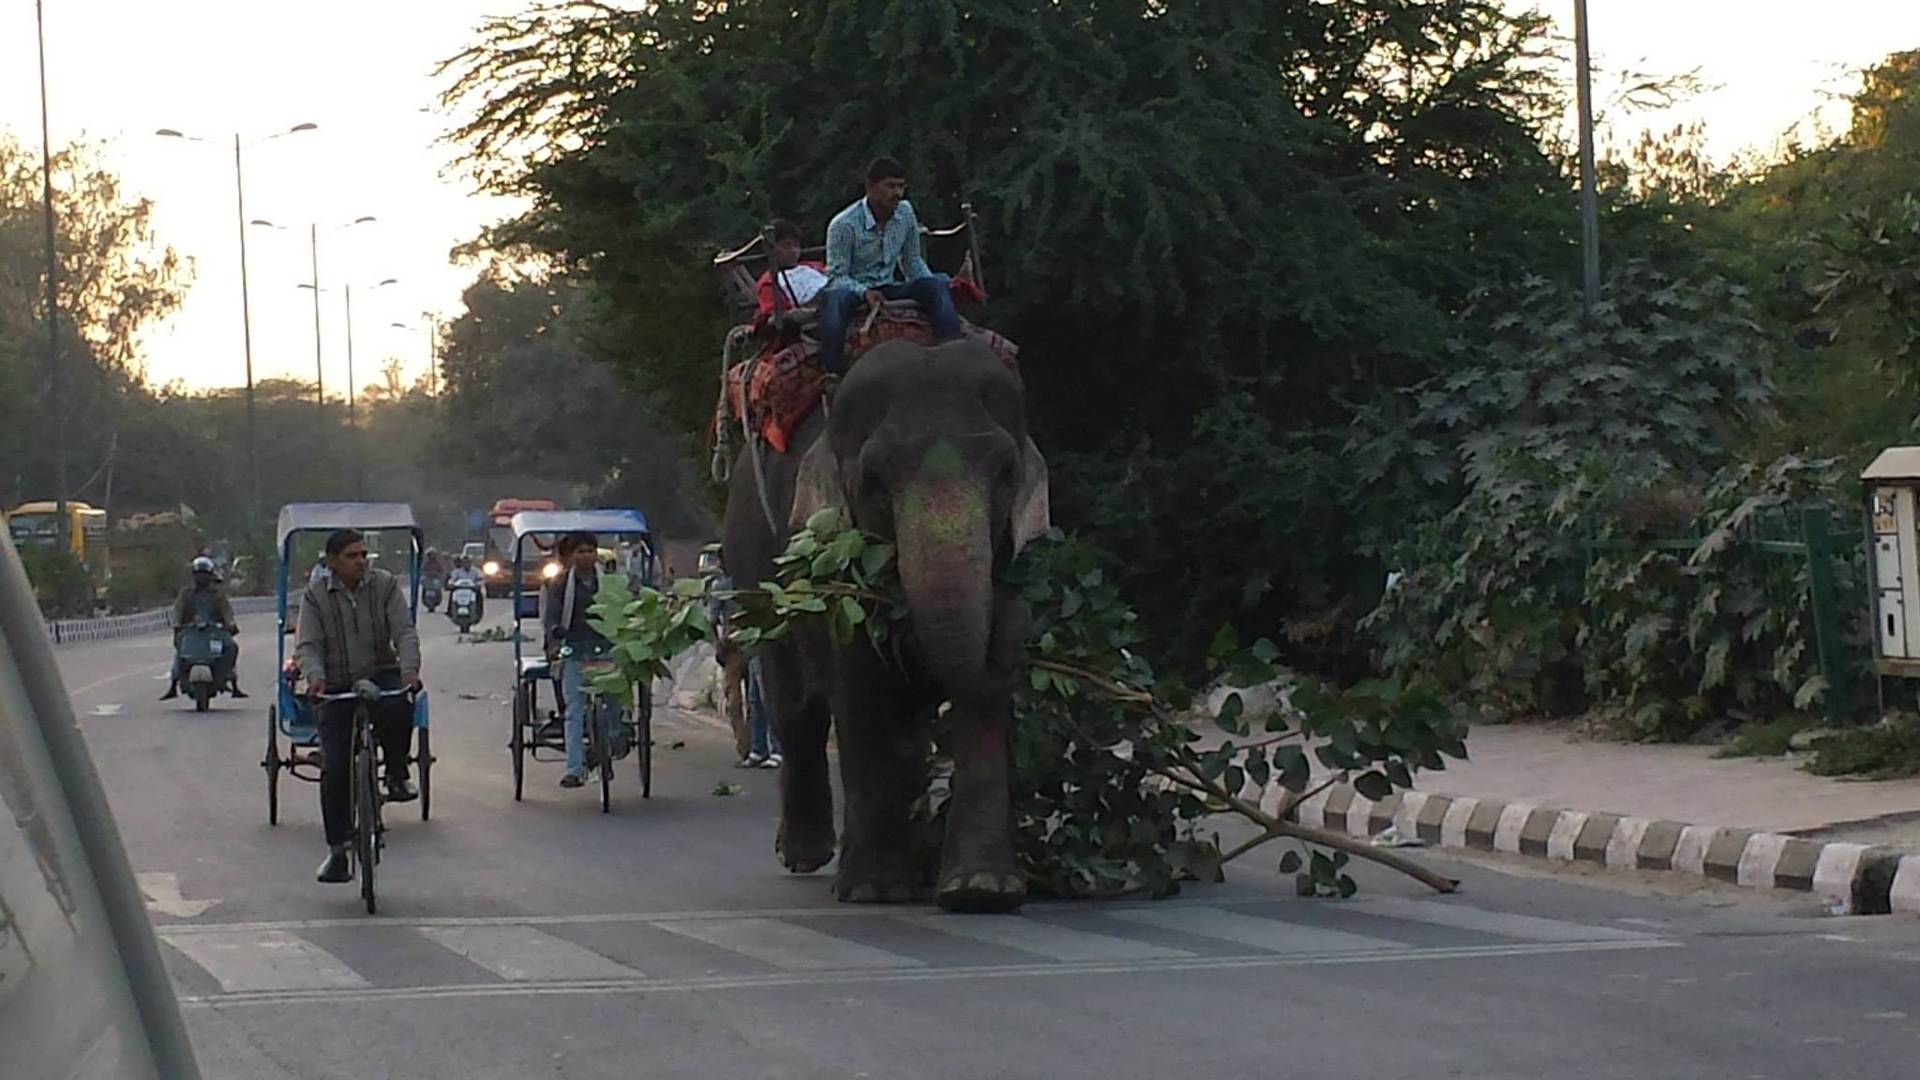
588, 512, 1469, 900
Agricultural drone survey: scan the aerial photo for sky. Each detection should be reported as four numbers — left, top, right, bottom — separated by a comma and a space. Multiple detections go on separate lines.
2, 1, 1919, 393
0, 0, 529, 396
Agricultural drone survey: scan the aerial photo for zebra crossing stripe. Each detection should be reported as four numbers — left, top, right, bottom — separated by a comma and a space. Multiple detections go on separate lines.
1340, 896, 1653, 943
654, 917, 921, 971
164, 929, 368, 993
418, 925, 641, 982
1105, 905, 1396, 954
905, 914, 1190, 962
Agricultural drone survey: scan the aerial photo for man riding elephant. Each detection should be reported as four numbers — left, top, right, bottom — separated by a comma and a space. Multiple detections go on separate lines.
724, 337, 1048, 913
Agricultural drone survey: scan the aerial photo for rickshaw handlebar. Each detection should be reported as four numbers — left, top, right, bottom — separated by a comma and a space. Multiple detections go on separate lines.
313, 682, 415, 705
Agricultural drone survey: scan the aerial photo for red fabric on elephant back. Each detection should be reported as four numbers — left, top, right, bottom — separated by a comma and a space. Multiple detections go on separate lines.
721, 309, 1018, 453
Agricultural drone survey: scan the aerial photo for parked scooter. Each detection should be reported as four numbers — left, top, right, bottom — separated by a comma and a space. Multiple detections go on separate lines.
175, 619, 237, 712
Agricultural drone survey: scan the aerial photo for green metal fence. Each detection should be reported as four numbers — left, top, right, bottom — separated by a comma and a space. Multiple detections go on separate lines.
1584, 506, 1852, 725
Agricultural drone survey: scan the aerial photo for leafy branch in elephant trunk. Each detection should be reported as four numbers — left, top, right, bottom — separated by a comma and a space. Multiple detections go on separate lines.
586, 511, 1469, 899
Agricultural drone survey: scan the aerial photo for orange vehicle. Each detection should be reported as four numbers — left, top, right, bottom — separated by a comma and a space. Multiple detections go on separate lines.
482, 498, 558, 597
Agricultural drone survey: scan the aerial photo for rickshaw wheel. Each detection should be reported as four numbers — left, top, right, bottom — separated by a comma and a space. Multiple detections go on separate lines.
510, 682, 527, 802
264, 706, 281, 826
417, 725, 433, 822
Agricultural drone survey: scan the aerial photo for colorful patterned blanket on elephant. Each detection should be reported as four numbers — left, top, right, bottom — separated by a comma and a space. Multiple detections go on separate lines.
718, 309, 1018, 453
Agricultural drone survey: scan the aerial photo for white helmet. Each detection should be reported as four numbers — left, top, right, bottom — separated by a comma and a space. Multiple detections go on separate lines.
192, 556, 216, 574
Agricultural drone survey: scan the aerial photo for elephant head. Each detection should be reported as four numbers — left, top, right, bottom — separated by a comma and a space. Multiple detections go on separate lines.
790, 339, 1049, 696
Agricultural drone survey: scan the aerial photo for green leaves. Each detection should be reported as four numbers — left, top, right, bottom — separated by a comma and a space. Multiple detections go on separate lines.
587, 513, 1463, 900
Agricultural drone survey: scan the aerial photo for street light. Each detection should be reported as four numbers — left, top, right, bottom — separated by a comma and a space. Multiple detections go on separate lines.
303, 277, 399, 497
252, 215, 376, 407
1573, 0, 1600, 315
388, 319, 439, 398
35, 0, 66, 554
153, 120, 318, 548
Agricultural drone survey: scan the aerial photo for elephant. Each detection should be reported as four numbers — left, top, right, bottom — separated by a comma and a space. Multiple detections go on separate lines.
722, 338, 1051, 913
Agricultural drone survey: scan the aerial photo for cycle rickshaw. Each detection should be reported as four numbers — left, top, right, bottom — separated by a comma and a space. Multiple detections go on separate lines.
263, 503, 434, 912
507, 509, 656, 811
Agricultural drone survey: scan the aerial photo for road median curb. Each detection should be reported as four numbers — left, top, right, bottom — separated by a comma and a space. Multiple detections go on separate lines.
1269, 782, 1920, 916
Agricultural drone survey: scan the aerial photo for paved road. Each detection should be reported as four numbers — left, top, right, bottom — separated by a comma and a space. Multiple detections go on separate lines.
56, 607, 1920, 1079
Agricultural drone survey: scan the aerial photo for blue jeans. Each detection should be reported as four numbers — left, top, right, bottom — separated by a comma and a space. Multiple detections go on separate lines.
815, 273, 961, 375
559, 657, 621, 777
747, 656, 781, 757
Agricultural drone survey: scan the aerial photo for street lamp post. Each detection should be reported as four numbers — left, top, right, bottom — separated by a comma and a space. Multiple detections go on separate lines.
1574, 0, 1600, 315
35, 0, 66, 554
155, 120, 317, 547
318, 278, 399, 499
389, 319, 438, 398
252, 216, 375, 408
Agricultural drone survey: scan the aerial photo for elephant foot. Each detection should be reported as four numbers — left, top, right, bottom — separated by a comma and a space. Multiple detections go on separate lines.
936, 868, 1027, 914
832, 871, 925, 904
776, 818, 836, 874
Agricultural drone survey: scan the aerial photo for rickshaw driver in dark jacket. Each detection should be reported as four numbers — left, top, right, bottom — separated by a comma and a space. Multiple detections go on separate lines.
542, 531, 616, 790
295, 528, 423, 884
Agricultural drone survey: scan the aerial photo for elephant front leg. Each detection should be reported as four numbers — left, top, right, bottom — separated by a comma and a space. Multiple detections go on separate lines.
831, 661, 928, 903
765, 644, 834, 874
935, 695, 1025, 913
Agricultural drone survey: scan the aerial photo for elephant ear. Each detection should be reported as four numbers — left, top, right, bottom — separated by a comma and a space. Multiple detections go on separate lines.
788, 435, 848, 531
1012, 437, 1052, 554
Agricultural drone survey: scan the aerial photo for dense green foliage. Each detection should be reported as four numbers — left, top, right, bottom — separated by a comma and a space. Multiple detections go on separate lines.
443, 0, 1583, 671
443, 15, 1920, 764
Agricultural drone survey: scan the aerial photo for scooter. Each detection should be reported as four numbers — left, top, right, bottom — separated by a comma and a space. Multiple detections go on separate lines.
422, 574, 445, 612
448, 580, 480, 634
175, 619, 236, 713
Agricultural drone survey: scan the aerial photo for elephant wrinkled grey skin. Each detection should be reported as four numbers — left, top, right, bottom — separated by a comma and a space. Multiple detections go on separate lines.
722, 338, 1050, 913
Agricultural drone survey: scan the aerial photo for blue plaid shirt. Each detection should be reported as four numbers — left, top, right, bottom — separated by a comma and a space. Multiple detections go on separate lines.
824, 197, 934, 294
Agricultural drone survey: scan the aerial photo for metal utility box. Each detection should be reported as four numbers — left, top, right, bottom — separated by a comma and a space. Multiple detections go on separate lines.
1862, 447, 1920, 674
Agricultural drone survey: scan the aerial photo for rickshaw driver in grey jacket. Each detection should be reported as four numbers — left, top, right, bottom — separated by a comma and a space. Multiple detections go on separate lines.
295, 528, 423, 885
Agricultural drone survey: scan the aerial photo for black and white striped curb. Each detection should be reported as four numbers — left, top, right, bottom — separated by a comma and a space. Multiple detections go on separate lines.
1271, 783, 1920, 916
45, 594, 277, 646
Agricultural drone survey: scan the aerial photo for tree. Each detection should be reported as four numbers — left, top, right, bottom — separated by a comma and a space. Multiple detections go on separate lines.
442, 0, 1580, 674
0, 136, 190, 511
436, 264, 712, 537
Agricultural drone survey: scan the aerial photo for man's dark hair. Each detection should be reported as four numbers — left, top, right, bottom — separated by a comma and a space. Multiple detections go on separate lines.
324, 528, 364, 557
559, 531, 598, 557
772, 218, 803, 244
866, 155, 906, 183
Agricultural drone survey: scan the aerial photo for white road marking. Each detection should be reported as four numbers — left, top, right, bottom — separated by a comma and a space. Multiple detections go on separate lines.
176, 938, 1677, 1009
164, 929, 367, 993
88, 703, 123, 717
417, 925, 640, 982
1341, 896, 1655, 943
1106, 905, 1395, 954
137, 872, 218, 918
655, 917, 921, 971
907, 914, 1190, 962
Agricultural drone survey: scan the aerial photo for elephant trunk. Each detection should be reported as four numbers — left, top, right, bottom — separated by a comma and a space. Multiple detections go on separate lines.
893, 472, 995, 695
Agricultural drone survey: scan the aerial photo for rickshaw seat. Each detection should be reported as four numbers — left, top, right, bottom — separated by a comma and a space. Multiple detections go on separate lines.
519, 656, 552, 681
